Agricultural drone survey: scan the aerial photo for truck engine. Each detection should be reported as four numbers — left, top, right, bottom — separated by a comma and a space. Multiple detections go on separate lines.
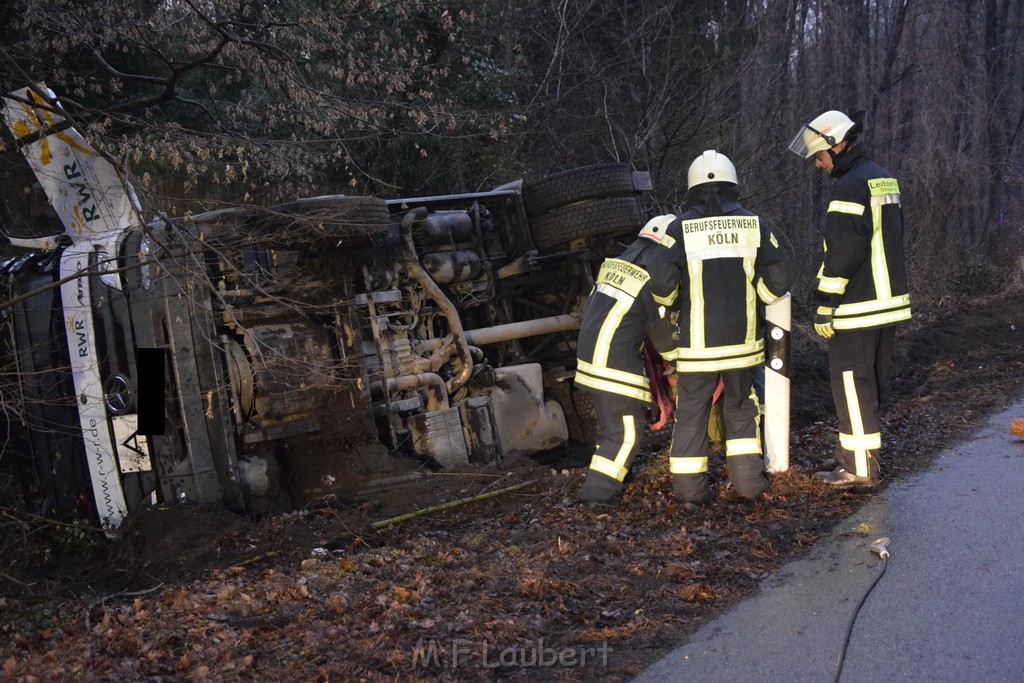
114, 166, 653, 517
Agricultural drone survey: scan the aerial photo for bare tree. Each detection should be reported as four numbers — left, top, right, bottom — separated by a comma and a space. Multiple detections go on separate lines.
3, 0, 1020, 302
0, 0, 526, 212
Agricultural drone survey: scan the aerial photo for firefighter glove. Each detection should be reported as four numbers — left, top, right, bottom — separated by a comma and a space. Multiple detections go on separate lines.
814, 306, 835, 339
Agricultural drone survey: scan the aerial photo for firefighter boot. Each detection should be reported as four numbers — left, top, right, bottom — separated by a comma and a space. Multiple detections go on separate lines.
814, 468, 880, 489
727, 453, 769, 499
672, 472, 712, 505
580, 471, 624, 509
815, 452, 880, 489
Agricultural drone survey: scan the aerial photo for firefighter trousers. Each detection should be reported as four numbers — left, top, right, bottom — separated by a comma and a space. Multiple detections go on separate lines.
828, 326, 895, 479
580, 393, 644, 505
669, 368, 767, 503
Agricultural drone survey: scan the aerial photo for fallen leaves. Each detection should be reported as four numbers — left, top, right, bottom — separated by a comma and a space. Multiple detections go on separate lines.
3, 294, 1023, 681
326, 593, 349, 615
168, 589, 193, 611
664, 562, 698, 583
679, 583, 718, 602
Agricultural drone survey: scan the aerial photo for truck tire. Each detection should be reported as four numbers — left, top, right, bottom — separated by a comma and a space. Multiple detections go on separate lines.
523, 163, 637, 218
530, 195, 644, 250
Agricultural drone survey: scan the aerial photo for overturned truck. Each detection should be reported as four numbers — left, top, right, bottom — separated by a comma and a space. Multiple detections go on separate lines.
0, 86, 657, 526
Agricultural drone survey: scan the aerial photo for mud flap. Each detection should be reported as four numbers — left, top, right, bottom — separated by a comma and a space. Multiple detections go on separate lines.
486, 364, 567, 457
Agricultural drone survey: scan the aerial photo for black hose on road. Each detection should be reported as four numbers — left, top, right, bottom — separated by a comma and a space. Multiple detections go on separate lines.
833, 538, 891, 683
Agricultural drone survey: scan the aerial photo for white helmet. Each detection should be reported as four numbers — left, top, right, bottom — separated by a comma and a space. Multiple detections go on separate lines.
687, 150, 737, 189
788, 110, 864, 158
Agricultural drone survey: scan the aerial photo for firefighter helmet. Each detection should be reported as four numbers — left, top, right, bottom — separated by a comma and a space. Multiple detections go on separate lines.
687, 150, 737, 189
789, 110, 865, 158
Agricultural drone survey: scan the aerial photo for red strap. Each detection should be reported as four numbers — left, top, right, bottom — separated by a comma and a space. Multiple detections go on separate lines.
642, 339, 676, 430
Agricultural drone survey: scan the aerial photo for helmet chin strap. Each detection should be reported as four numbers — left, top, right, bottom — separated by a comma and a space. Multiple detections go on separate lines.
827, 140, 850, 164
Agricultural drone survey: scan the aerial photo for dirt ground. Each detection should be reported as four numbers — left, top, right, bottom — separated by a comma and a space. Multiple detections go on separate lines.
2, 290, 1023, 682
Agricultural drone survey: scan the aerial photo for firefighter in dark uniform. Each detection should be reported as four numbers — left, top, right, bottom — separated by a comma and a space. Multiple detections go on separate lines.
662, 150, 794, 504
577, 214, 681, 508
789, 110, 912, 488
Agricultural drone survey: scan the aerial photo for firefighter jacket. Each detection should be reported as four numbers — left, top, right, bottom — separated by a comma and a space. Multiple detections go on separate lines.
658, 187, 793, 373
814, 144, 912, 330
575, 216, 681, 404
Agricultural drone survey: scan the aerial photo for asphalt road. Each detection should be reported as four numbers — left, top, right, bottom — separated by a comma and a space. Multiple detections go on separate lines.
634, 396, 1024, 683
